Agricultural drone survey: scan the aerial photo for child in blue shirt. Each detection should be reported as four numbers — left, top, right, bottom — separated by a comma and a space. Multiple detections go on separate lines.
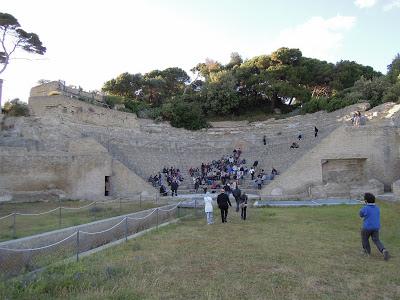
359, 193, 389, 260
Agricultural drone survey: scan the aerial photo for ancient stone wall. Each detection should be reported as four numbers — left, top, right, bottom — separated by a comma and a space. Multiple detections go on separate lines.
261, 124, 400, 198
29, 95, 138, 129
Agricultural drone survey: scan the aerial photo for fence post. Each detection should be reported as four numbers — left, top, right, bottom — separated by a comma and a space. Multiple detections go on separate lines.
125, 217, 128, 242
76, 230, 80, 262
139, 194, 142, 208
177, 205, 180, 218
12, 213, 16, 238
194, 199, 197, 217
59, 206, 62, 227
119, 198, 122, 213
156, 208, 159, 230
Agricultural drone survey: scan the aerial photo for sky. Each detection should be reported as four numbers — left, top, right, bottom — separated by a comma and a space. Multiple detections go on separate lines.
1, 0, 400, 104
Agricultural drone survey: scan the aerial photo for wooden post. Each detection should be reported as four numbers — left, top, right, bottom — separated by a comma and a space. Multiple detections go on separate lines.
125, 217, 128, 242
76, 230, 80, 262
12, 213, 16, 238
156, 208, 159, 230
59, 206, 62, 227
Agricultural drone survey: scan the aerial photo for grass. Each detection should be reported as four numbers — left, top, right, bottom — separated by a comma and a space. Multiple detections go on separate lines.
0, 200, 160, 242
1, 201, 399, 299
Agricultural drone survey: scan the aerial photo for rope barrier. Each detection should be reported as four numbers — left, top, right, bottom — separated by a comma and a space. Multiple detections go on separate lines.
61, 202, 96, 210
0, 213, 14, 220
126, 208, 157, 221
80, 218, 126, 235
158, 202, 181, 212
1, 199, 129, 217
0, 232, 77, 252
0, 203, 182, 254
16, 207, 60, 216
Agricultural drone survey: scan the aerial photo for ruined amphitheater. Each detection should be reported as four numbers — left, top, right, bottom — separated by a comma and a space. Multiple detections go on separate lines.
1, 81, 400, 202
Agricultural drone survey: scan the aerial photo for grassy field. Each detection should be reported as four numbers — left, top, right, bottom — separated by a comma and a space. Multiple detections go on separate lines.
0, 200, 160, 242
1, 201, 399, 299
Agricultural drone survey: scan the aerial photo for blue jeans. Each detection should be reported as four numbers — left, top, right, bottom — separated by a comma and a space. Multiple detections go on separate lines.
206, 212, 213, 224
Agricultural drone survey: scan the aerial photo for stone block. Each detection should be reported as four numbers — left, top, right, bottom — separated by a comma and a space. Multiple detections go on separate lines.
392, 180, 400, 198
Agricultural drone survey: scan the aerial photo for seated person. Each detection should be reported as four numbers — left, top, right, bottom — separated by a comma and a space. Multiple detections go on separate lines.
290, 142, 299, 149
211, 181, 220, 189
159, 185, 168, 196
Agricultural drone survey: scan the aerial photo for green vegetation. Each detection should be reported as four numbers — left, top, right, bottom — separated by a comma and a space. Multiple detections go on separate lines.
2, 98, 30, 116
2, 201, 399, 299
0, 200, 160, 242
102, 48, 400, 130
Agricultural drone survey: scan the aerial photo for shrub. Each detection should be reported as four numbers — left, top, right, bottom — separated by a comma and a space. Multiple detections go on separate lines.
3, 99, 30, 117
168, 99, 209, 130
301, 96, 357, 114
104, 95, 125, 108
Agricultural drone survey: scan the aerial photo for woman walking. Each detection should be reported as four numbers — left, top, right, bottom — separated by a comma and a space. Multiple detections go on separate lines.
204, 192, 214, 225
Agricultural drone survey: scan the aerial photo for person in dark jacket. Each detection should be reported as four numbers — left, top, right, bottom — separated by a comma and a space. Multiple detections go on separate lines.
217, 189, 232, 223
239, 192, 248, 220
232, 186, 242, 212
171, 180, 179, 197
359, 193, 389, 260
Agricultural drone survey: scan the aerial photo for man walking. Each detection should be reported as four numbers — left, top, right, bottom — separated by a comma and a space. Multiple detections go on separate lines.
217, 189, 232, 223
239, 192, 248, 220
232, 185, 242, 212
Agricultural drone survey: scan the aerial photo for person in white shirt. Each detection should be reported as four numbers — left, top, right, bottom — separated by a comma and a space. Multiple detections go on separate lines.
204, 192, 214, 225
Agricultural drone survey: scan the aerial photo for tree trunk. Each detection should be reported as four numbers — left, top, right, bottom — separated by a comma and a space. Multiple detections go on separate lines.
270, 93, 277, 110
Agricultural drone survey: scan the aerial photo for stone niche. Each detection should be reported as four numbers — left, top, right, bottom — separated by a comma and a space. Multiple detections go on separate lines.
321, 158, 367, 184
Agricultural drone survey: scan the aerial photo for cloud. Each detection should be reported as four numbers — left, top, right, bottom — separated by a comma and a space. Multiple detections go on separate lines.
274, 16, 356, 61
354, 0, 378, 8
383, 0, 400, 10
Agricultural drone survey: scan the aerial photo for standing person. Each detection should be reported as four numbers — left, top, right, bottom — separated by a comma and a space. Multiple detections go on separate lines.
250, 167, 255, 180
171, 180, 178, 197
256, 175, 263, 190
239, 192, 248, 220
204, 192, 214, 225
232, 185, 242, 212
359, 193, 390, 260
314, 126, 319, 138
217, 189, 232, 223
263, 135, 266, 145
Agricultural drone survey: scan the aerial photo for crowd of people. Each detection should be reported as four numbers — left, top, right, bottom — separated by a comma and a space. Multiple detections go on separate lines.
148, 167, 184, 197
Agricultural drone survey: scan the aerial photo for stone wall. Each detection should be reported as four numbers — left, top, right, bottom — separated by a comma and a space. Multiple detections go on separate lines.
30, 81, 105, 102
29, 95, 138, 129
261, 125, 400, 198
0, 136, 155, 201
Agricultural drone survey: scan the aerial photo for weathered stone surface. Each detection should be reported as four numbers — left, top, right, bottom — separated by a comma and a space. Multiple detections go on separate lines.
2, 91, 400, 201
392, 179, 400, 198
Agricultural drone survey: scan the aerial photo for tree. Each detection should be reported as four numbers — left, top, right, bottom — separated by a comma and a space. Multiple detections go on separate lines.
102, 72, 143, 99
387, 54, 400, 84
226, 52, 243, 69
3, 98, 29, 116
0, 12, 46, 109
